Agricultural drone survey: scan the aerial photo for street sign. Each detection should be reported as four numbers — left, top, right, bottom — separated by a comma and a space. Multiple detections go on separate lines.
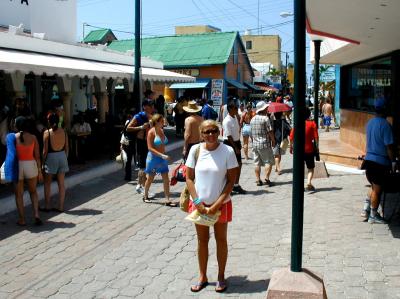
320, 71, 335, 82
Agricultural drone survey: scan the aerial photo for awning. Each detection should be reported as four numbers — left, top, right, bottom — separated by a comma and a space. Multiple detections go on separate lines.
0, 48, 194, 82
244, 82, 263, 91
254, 82, 279, 92
225, 79, 248, 90
169, 79, 210, 89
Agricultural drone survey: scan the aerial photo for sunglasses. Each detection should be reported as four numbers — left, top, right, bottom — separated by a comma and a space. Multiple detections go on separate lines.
202, 128, 219, 135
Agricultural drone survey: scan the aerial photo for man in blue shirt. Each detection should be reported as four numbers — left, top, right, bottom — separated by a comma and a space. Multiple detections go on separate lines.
201, 100, 217, 120
362, 98, 396, 224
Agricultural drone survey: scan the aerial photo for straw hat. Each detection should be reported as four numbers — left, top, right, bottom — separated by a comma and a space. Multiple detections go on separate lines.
183, 101, 202, 113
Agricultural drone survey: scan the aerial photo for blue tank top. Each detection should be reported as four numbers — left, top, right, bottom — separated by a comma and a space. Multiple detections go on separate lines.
154, 134, 168, 146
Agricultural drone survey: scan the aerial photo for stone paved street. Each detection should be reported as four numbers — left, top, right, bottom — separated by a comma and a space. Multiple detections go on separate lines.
1, 149, 400, 299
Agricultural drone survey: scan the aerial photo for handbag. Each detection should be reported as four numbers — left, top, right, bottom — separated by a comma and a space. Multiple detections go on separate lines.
280, 138, 289, 151
313, 140, 320, 161
180, 144, 201, 212
0, 162, 7, 184
185, 209, 221, 226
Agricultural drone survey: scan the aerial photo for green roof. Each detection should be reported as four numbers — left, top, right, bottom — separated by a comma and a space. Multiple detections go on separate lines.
83, 29, 113, 43
108, 31, 238, 67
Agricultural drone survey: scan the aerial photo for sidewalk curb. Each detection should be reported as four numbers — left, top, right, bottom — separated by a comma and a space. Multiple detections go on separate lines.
325, 162, 365, 175
0, 140, 184, 217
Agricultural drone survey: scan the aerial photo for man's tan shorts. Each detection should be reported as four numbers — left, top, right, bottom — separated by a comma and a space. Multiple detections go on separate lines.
253, 148, 275, 166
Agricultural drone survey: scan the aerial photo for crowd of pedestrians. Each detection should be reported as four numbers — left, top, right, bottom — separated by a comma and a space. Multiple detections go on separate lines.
2, 88, 397, 294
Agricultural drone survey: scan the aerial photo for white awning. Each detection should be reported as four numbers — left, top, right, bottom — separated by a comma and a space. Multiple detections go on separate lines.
0, 48, 195, 82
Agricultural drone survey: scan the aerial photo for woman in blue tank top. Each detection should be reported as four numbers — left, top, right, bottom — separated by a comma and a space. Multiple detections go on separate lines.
143, 114, 177, 206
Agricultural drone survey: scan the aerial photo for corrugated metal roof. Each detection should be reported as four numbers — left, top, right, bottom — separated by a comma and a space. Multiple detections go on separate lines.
108, 32, 237, 67
83, 29, 111, 43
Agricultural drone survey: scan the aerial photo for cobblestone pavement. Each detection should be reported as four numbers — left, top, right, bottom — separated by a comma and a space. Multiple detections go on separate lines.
1, 149, 400, 299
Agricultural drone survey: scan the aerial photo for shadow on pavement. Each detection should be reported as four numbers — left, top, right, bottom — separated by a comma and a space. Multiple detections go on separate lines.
64, 209, 103, 216
311, 187, 343, 193
223, 276, 269, 294
271, 180, 292, 187
279, 168, 293, 174
242, 189, 274, 196
0, 220, 76, 236
0, 170, 126, 241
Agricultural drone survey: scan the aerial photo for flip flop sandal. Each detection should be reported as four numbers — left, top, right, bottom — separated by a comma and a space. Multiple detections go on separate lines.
51, 208, 64, 213
16, 221, 26, 227
142, 196, 152, 203
215, 280, 227, 293
190, 281, 208, 292
165, 201, 178, 207
34, 218, 43, 226
39, 207, 52, 212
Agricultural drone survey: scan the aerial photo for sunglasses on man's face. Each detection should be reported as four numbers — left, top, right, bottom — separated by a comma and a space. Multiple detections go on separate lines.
202, 128, 219, 135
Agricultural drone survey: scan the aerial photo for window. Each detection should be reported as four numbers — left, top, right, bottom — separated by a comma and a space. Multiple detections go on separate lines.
341, 56, 392, 113
246, 40, 252, 50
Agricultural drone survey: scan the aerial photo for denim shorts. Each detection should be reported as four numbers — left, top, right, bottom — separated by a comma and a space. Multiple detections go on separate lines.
44, 151, 69, 174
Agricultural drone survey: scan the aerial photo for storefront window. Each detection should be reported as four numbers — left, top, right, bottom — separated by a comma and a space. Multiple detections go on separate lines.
342, 56, 391, 113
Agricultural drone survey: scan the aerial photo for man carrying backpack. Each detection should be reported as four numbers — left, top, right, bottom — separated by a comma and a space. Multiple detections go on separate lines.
201, 100, 218, 121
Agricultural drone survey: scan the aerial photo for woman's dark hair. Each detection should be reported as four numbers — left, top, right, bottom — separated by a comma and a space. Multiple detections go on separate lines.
305, 108, 311, 120
15, 116, 27, 142
275, 112, 283, 119
47, 113, 59, 131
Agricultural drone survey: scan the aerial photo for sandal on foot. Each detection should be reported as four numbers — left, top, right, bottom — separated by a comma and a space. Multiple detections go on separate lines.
34, 218, 43, 226
16, 221, 26, 227
39, 207, 52, 212
256, 180, 263, 186
215, 280, 227, 293
190, 281, 208, 292
142, 196, 152, 203
165, 201, 178, 207
51, 208, 64, 213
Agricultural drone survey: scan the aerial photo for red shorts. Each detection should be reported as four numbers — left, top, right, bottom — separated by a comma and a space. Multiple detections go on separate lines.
188, 200, 232, 223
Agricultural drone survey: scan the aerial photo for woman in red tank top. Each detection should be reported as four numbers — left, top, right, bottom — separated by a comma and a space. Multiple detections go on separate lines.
14, 116, 43, 226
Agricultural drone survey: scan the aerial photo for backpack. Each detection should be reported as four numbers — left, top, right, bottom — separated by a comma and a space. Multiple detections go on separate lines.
209, 106, 218, 120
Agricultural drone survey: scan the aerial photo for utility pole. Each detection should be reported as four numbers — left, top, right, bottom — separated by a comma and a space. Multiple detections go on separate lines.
285, 52, 289, 94
134, 0, 142, 111
313, 40, 322, 127
257, 0, 260, 34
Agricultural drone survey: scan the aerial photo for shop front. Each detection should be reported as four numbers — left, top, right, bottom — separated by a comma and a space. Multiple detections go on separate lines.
339, 52, 399, 151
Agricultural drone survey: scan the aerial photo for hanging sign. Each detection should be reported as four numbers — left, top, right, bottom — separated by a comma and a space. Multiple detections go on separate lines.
211, 79, 223, 106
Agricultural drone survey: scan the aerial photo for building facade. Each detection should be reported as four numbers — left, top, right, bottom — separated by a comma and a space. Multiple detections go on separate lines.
108, 31, 255, 109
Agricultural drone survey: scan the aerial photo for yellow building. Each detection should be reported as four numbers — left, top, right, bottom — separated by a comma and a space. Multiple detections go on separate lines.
175, 25, 221, 35
241, 34, 282, 70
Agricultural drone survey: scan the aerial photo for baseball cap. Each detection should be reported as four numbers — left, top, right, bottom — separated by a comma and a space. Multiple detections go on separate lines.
374, 97, 386, 109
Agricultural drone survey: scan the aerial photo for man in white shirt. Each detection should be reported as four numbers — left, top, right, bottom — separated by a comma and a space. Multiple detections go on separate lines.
223, 102, 246, 194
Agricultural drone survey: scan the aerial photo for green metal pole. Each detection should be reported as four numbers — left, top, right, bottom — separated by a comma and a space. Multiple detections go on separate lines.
134, 0, 141, 110
290, 0, 306, 273
313, 40, 321, 127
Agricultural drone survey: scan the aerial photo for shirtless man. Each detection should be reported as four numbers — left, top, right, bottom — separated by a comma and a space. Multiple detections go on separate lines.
321, 98, 333, 132
182, 101, 203, 160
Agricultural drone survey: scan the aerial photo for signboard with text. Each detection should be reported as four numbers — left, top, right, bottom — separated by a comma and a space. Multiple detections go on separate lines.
169, 68, 200, 77
320, 71, 335, 82
0, 0, 76, 44
211, 79, 223, 106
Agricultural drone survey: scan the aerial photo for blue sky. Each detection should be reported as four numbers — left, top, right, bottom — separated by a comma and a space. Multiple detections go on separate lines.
77, 0, 312, 76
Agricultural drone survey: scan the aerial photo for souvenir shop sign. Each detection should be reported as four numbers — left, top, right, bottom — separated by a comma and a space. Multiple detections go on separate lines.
211, 79, 224, 106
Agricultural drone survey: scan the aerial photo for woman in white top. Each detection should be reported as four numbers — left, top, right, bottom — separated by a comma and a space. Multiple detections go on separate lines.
185, 120, 238, 293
